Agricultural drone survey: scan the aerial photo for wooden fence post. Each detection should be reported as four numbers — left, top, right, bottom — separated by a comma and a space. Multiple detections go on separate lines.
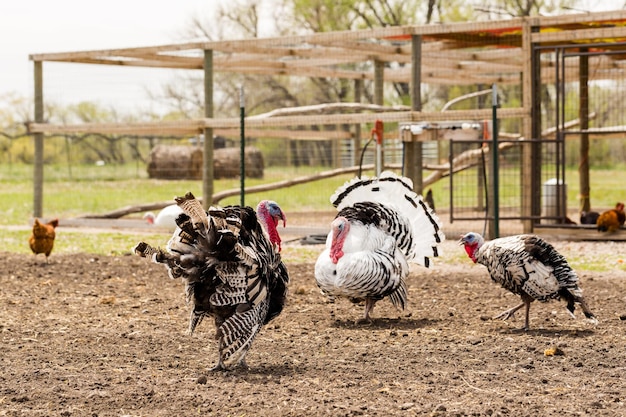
33, 61, 44, 218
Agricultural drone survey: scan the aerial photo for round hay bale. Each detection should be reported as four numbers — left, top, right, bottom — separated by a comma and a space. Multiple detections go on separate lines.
214, 147, 264, 179
147, 145, 264, 180
147, 145, 203, 179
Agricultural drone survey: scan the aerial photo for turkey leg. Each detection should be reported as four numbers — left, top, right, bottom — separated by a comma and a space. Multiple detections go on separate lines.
493, 295, 533, 330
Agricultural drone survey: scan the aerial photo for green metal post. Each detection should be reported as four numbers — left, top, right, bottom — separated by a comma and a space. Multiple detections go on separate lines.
240, 86, 245, 207
491, 84, 500, 238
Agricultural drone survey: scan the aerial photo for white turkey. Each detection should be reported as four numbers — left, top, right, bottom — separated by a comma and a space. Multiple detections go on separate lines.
314, 171, 445, 321
143, 204, 184, 230
459, 232, 597, 330
134, 192, 289, 370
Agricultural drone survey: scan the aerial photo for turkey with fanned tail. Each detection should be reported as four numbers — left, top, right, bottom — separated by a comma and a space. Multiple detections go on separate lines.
459, 232, 597, 330
314, 171, 445, 321
134, 192, 289, 370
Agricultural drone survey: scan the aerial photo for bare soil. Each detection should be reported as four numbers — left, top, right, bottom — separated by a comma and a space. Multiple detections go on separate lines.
2, 239, 626, 416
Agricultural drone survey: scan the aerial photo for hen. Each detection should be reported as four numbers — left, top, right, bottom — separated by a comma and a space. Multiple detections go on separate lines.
29, 218, 59, 263
314, 171, 445, 321
460, 232, 597, 330
134, 193, 289, 370
596, 202, 625, 232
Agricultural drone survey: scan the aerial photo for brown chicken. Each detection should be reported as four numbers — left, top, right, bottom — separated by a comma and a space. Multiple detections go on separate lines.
597, 202, 625, 233
29, 218, 59, 262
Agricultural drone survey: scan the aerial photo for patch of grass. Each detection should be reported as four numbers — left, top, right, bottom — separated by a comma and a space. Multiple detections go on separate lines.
3, 162, 626, 260
0, 164, 351, 225
5, 228, 170, 256
566, 254, 626, 273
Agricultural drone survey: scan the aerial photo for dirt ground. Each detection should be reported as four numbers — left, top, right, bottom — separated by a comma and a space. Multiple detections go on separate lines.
2, 237, 626, 417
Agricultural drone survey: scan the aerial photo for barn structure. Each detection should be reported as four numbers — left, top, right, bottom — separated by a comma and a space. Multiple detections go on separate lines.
28, 10, 626, 237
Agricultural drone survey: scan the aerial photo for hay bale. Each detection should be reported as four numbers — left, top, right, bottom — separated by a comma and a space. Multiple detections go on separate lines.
147, 145, 263, 180
214, 147, 264, 179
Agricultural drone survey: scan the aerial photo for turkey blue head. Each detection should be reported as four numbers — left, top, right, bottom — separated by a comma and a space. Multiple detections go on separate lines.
459, 232, 485, 263
256, 200, 286, 252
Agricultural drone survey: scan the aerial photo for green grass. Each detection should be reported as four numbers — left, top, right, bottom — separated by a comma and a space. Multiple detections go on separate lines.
5, 228, 170, 256
0, 164, 352, 226
3, 162, 626, 263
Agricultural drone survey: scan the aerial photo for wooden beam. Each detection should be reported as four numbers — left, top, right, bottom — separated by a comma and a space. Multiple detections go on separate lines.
531, 26, 626, 44
203, 49, 214, 210
28, 107, 527, 136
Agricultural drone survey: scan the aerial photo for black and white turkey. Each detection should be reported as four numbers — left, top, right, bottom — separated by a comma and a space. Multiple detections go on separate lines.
459, 232, 597, 330
314, 171, 445, 321
134, 192, 289, 370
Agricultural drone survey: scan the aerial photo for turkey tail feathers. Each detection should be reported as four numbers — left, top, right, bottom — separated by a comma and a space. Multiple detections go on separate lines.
331, 171, 414, 210
387, 279, 408, 311
332, 171, 445, 266
175, 192, 209, 232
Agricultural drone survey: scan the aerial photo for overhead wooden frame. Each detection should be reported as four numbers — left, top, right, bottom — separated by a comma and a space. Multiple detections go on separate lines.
29, 11, 626, 86
28, 10, 626, 223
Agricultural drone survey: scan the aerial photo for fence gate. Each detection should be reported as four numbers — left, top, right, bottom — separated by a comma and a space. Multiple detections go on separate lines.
448, 138, 566, 235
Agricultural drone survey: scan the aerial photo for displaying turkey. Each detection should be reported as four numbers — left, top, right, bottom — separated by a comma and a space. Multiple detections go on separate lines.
459, 232, 597, 330
134, 193, 289, 370
314, 171, 445, 321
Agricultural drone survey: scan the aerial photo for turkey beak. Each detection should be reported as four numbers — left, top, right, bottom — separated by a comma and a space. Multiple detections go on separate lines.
458, 235, 466, 245
276, 210, 286, 228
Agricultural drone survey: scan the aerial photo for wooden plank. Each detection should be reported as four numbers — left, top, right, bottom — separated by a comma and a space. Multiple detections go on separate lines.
43, 57, 201, 70
536, 10, 626, 27
534, 225, 626, 241
28, 120, 204, 135
521, 20, 534, 233
27, 107, 526, 136
408, 18, 526, 37
532, 26, 626, 43
215, 128, 353, 141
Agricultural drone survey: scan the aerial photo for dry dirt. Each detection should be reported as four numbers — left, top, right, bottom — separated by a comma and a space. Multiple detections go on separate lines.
2, 238, 626, 417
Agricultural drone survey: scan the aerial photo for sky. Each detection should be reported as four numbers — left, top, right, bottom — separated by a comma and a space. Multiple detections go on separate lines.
1, 0, 624, 115
1, 0, 217, 112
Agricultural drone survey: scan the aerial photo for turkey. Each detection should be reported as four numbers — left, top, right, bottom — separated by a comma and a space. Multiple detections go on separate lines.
314, 171, 445, 321
459, 232, 597, 330
143, 204, 184, 230
134, 193, 289, 370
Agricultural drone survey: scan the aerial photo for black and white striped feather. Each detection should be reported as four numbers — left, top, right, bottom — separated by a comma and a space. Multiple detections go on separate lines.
314, 171, 444, 318
134, 193, 288, 370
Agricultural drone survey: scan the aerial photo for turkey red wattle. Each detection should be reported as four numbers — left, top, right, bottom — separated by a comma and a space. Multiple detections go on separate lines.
266, 223, 282, 252
463, 243, 478, 263
257, 200, 286, 252
329, 217, 349, 264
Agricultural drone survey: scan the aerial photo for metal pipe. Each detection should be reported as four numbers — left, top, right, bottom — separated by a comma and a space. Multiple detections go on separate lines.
491, 84, 500, 238
240, 86, 245, 207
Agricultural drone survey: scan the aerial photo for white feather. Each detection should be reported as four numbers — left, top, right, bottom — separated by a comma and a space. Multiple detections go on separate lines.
144, 204, 184, 230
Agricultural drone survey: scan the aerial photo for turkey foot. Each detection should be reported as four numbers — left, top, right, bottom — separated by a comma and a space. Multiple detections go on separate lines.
492, 302, 525, 322
493, 297, 532, 330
